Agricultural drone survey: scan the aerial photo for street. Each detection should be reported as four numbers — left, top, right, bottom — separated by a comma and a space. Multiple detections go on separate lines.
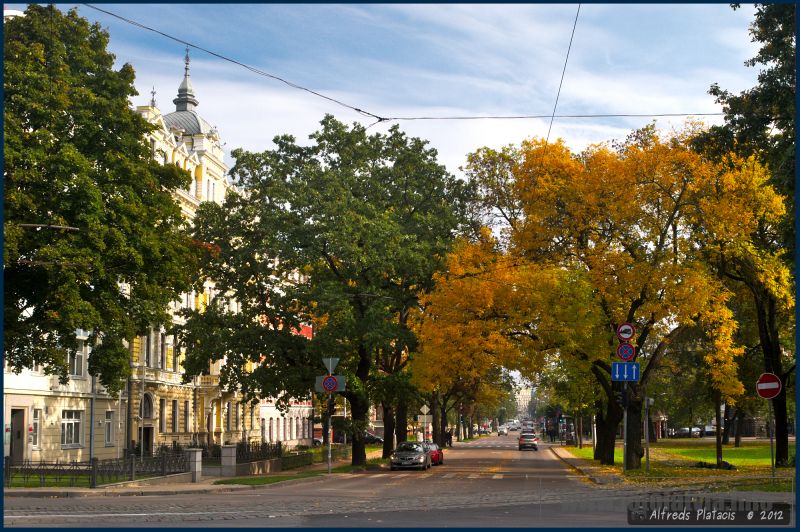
4, 435, 795, 527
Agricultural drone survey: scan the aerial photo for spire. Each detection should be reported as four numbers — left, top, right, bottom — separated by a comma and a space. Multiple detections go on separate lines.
150, 86, 157, 107
173, 47, 199, 112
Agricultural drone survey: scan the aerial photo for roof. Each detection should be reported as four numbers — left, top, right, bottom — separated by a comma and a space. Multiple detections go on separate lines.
163, 110, 214, 136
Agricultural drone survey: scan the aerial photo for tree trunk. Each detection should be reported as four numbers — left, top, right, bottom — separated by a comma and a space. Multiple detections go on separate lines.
395, 399, 408, 444
577, 414, 583, 449
381, 402, 395, 458
468, 414, 474, 438
754, 286, 789, 465
722, 403, 732, 445
624, 391, 645, 470
594, 399, 623, 465
734, 409, 744, 447
431, 394, 441, 445
349, 393, 369, 465
439, 399, 449, 447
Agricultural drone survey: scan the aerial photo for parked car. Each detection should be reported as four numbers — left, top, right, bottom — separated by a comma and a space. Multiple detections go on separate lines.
498, 426, 508, 436
674, 427, 702, 438
364, 432, 384, 444
390, 441, 431, 471
424, 441, 444, 465
703, 425, 716, 436
518, 432, 539, 451
313, 437, 323, 447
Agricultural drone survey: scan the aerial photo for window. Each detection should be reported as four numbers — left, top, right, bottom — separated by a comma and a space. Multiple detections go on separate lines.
69, 343, 84, 376
160, 333, 166, 370
184, 401, 189, 432
140, 394, 153, 419
225, 402, 231, 432
235, 403, 239, 430
250, 407, 254, 433
32, 409, 41, 448
61, 410, 82, 447
172, 400, 178, 433
105, 411, 114, 446
173, 336, 180, 373
159, 398, 166, 432
144, 334, 152, 367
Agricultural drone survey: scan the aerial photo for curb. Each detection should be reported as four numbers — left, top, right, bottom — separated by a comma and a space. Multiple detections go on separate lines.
548, 446, 623, 485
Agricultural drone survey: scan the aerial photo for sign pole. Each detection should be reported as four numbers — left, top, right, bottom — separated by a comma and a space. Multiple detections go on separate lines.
622, 382, 627, 473
768, 398, 775, 482
327, 391, 332, 474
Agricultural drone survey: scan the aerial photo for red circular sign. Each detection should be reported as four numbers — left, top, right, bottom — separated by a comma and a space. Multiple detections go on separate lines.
617, 342, 635, 361
616, 323, 635, 341
322, 375, 338, 392
756, 373, 782, 399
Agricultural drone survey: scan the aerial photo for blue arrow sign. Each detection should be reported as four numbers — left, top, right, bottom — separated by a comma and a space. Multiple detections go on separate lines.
612, 362, 640, 382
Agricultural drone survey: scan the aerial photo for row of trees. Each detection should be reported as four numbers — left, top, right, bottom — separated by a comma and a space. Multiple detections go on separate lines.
5, 5, 793, 469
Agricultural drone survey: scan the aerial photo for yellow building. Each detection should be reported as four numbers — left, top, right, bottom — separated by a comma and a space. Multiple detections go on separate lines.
128, 51, 258, 455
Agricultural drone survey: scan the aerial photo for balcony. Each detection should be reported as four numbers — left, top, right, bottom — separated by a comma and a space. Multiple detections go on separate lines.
199, 375, 220, 387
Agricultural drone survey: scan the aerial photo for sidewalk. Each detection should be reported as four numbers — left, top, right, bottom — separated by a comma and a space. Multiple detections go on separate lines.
4, 450, 383, 499
549, 445, 623, 485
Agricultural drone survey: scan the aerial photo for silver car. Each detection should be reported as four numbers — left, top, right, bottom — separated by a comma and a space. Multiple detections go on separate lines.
390, 441, 431, 471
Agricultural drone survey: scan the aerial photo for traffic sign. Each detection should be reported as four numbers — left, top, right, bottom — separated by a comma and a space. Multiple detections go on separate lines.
417, 415, 432, 424
322, 357, 339, 374
756, 373, 782, 399
616, 323, 635, 341
616, 342, 635, 362
314, 375, 347, 393
322, 375, 338, 392
420, 405, 430, 415
611, 362, 640, 382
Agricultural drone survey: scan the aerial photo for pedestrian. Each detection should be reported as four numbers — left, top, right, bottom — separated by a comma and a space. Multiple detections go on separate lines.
447, 428, 453, 447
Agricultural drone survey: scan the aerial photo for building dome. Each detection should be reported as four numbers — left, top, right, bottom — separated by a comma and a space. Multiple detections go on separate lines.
163, 49, 215, 137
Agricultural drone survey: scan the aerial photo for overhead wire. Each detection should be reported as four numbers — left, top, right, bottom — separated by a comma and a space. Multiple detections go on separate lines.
83, 4, 725, 125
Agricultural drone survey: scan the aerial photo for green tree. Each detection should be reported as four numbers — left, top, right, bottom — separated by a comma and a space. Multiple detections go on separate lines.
176, 116, 471, 465
693, 3, 796, 467
3, 5, 197, 395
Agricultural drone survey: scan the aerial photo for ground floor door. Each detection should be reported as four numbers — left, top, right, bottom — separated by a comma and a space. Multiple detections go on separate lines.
10, 409, 25, 463
139, 426, 154, 455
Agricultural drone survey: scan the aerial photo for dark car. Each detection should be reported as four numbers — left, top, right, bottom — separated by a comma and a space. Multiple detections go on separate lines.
364, 432, 384, 444
518, 432, 539, 451
424, 441, 444, 465
390, 441, 431, 471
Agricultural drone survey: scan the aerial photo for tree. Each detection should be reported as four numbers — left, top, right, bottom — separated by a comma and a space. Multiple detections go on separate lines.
693, 3, 796, 466
466, 126, 778, 468
177, 116, 471, 465
3, 5, 198, 395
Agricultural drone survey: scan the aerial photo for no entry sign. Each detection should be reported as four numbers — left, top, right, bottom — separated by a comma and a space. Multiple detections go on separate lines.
756, 373, 782, 399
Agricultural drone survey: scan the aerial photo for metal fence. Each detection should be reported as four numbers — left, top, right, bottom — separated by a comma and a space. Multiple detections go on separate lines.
4, 452, 188, 488
280, 452, 314, 470
236, 441, 282, 463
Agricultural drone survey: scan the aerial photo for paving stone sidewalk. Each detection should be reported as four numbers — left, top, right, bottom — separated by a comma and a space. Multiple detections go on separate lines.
4, 450, 385, 498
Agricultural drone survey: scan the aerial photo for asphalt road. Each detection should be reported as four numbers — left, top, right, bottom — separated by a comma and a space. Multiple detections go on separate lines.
4, 435, 795, 528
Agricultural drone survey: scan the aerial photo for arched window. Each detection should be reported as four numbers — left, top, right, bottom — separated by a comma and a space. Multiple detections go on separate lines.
140, 394, 153, 419
296, 418, 301, 439
269, 418, 274, 442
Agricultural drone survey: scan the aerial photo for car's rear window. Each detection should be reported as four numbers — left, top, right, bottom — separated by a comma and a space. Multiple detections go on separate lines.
520, 434, 536, 439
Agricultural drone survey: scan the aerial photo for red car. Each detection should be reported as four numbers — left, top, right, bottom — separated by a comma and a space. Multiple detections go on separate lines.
425, 441, 444, 465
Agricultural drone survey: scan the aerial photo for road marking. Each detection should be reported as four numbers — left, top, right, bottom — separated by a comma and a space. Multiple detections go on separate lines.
492, 474, 503, 479
468, 474, 480, 479
442, 473, 456, 478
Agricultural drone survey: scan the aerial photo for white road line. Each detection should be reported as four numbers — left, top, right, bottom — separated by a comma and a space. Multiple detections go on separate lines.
492, 474, 503, 479
468, 474, 480, 479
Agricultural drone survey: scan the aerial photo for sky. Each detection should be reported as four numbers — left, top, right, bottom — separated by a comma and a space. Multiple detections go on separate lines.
8, 3, 761, 176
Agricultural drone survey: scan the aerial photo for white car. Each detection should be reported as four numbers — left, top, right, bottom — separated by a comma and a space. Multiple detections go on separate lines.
498, 426, 508, 435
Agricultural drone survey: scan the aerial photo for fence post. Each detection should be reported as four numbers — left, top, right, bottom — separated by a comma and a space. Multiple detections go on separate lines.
161, 452, 167, 477
129, 454, 136, 481
221, 444, 237, 477
90, 457, 98, 489
186, 448, 202, 483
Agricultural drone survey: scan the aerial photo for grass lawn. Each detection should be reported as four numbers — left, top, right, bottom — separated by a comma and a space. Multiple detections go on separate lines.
562, 439, 795, 492
330, 456, 388, 473
214, 472, 321, 485
6, 473, 161, 488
